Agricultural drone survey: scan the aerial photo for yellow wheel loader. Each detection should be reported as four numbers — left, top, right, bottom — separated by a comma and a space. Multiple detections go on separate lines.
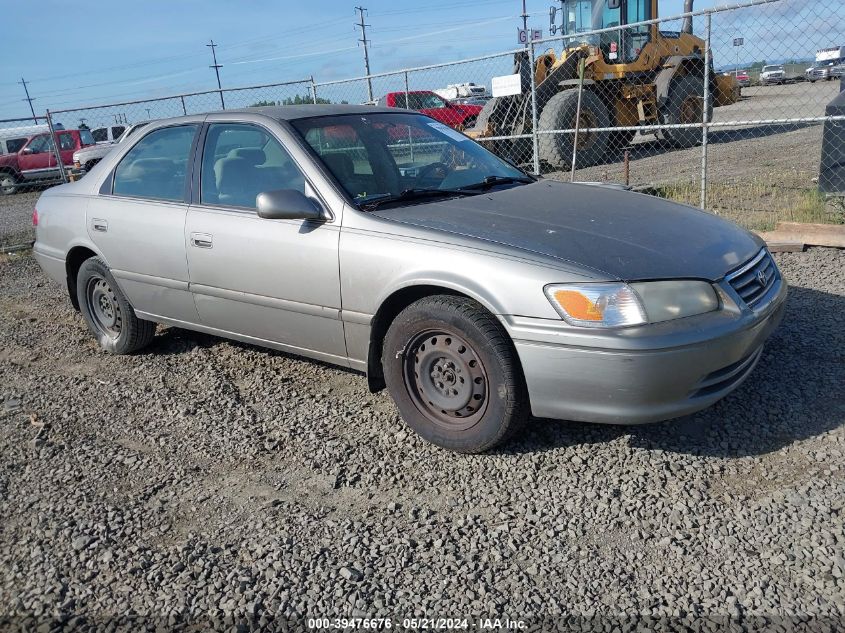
468, 0, 739, 169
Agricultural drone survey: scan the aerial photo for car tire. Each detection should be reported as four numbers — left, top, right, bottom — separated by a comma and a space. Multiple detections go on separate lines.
538, 89, 611, 170
76, 257, 156, 354
0, 171, 19, 196
662, 75, 713, 148
471, 96, 528, 165
382, 295, 528, 453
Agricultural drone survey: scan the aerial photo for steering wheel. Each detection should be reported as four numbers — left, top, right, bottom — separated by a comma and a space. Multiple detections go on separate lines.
417, 161, 449, 180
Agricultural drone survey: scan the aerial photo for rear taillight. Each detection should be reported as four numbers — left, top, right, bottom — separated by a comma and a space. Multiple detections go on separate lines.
32, 209, 38, 227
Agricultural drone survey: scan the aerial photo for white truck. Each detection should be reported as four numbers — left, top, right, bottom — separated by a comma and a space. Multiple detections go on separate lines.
433, 82, 489, 102
806, 46, 845, 82
71, 121, 150, 174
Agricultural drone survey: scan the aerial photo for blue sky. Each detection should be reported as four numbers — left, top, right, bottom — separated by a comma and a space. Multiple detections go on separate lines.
1, 0, 842, 122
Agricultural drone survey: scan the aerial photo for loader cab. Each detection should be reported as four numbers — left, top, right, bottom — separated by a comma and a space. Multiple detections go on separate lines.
562, 0, 655, 64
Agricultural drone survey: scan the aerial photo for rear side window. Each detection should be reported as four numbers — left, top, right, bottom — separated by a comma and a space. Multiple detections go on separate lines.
58, 132, 75, 151
92, 128, 108, 142
112, 126, 126, 139
112, 125, 197, 202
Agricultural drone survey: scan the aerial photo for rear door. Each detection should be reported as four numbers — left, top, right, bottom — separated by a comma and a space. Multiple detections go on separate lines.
56, 132, 77, 168
185, 118, 346, 364
86, 123, 201, 323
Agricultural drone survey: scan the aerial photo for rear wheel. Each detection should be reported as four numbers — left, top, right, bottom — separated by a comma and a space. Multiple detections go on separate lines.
0, 171, 19, 196
77, 257, 156, 354
471, 96, 529, 165
538, 89, 611, 170
662, 75, 713, 148
382, 295, 527, 453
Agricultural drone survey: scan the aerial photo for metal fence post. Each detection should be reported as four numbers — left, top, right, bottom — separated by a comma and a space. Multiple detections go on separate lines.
404, 71, 414, 162
310, 76, 318, 104
700, 11, 711, 210
45, 110, 68, 184
529, 40, 540, 175
180, 96, 187, 116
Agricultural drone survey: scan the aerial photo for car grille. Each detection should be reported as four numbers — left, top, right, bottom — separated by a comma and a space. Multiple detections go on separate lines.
690, 347, 763, 399
726, 249, 779, 307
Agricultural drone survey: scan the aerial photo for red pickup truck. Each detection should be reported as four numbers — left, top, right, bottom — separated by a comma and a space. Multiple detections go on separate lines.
0, 129, 95, 195
377, 90, 482, 129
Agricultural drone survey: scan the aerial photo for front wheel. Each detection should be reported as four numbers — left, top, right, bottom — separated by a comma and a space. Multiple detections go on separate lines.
538, 89, 611, 170
382, 295, 528, 453
0, 171, 19, 196
662, 75, 713, 148
77, 257, 156, 354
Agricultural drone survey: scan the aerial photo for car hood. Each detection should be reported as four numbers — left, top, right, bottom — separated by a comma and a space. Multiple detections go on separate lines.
372, 181, 763, 281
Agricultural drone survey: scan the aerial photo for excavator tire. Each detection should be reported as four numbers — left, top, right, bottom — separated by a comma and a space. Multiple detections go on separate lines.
662, 75, 713, 148
471, 97, 532, 167
538, 89, 610, 170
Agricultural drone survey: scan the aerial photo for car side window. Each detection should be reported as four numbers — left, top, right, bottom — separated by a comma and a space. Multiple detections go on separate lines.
58, 133, 75, 151
112, 126, 126, 140
92, 128, 108, 143
200, 123, 305, 209
27, 136, 52, 154
6, 138, 27, 154
112, 125, 197, 202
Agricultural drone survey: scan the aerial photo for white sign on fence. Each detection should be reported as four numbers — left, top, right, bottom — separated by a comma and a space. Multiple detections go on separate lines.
517, 28, 543, 45
491, 73, 522, 97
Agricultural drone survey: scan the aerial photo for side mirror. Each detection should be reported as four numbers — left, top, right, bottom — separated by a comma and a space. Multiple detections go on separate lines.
21, 147, 34, 155
256, 189, 325, 221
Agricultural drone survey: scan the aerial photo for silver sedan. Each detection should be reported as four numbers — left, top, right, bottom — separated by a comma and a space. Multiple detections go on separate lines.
32, 105, 786, 452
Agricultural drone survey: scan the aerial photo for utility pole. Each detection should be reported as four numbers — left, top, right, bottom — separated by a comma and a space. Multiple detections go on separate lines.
355, 6, 373, 102
19, 77, 37, 124
207, 39, 225, 110
521, 0, 529, 35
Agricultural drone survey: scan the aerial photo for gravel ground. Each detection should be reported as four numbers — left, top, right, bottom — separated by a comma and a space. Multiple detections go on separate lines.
0, 246, 843, 631
0, 190, 39, 249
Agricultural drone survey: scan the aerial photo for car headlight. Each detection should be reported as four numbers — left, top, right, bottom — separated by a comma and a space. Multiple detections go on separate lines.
545, 281, 719, 328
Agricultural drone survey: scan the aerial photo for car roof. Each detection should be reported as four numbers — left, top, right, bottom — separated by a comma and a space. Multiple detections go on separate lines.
225, 104, 397, 120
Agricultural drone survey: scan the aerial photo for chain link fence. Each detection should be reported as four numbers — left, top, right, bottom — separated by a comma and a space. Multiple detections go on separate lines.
2, 0, 844, 233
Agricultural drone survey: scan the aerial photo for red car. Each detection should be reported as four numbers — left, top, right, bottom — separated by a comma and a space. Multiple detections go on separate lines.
377, 90, 482, 129
0, 129, 95, 195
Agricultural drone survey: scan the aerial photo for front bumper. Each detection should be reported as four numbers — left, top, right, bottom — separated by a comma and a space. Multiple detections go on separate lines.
509, 276, 787, 424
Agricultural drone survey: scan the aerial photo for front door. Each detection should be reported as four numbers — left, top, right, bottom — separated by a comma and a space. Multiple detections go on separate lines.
185, 120, 346, 365
18, 134, 56, 178
87, 123, 200, 323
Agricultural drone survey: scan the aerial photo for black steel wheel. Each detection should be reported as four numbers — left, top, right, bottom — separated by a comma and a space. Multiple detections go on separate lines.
85, 276, 123, 340
382, 295, 528, 453
76, 257, 156, 354
403, 329, 489, 431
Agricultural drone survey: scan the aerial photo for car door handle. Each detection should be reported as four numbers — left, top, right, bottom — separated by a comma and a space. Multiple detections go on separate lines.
190, 232, 213, 249
92, 218, 108, 232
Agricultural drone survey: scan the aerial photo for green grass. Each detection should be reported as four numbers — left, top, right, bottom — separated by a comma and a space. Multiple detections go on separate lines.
646, 179, 845, 231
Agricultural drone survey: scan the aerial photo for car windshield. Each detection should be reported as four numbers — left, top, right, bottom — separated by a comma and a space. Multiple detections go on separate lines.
763, 66, 782, 72
291, 112, 532, 208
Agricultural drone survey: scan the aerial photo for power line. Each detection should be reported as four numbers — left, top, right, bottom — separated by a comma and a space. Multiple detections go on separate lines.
355, 6, 373, 102
207, 39, 225, 109
19, 78, 37, 123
